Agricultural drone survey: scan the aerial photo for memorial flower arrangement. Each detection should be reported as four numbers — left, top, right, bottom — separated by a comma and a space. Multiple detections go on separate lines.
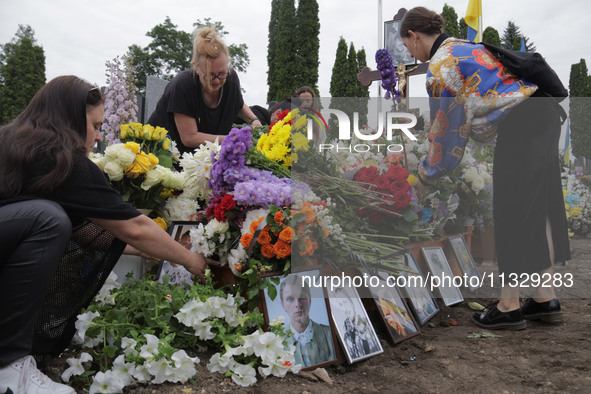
562, 169, 591, 236
90, 123, 183, 212
64, 271, 301, 391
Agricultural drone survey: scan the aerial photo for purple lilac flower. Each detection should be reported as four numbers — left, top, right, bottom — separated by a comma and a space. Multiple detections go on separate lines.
375, 49, 400, 100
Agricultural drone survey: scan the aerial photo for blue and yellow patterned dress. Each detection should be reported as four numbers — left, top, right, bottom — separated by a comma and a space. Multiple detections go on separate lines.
419, 37, 538, 183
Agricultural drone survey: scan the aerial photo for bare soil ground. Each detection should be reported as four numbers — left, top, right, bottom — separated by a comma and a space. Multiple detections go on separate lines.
45, 236, 591, 393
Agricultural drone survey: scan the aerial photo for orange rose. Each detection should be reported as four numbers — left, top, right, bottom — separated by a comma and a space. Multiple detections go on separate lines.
257, 230, 272, 245
279, 227, 293, 243
261, 244, 276, 259
296, 223, 306, 236
301, 207, 316, 224
234, 263, 243, 272
240, 233, 253, 249
274, 240, 291, 259
250, 217, 265, 234
300, 238, 316, 256
322, 227, 329, 237
274, 211, 284, 223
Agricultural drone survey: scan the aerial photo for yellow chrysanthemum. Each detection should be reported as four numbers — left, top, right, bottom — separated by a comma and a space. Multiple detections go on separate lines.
292, 132, 310, 152
293, 113, 308, 131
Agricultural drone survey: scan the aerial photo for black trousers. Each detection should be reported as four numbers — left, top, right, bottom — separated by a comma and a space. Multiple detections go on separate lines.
0, 199, 71, 366
493, 96, 571, 275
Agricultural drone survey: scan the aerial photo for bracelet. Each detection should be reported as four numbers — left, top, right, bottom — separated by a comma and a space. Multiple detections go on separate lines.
249, 117, 259, 124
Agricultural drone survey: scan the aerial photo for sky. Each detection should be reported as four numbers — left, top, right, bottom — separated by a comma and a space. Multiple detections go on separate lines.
1, 0, 590, 107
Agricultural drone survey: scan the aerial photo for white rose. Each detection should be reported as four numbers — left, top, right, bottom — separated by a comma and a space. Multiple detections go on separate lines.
104, 161, 124, 181
141, 165, 167, 190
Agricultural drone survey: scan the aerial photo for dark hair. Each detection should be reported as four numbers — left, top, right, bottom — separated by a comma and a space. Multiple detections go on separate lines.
400, 6, 445, 38
0, 75, 104, 199
269, 98, 293, 115
294, 85, 315, 97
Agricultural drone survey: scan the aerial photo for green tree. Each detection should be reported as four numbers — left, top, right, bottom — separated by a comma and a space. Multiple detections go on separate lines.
482, 26, 501, 46
270, 0, 298, 101
329, 37, 349, 97
569, 59, 591, 159
501, 21, 535, 51
128, 17, 249, 94
459, 19, 468, 39
441, 4, 459, 38
267, 0, 280, 103
0, 25, 45, 124
295, 0, 320, 91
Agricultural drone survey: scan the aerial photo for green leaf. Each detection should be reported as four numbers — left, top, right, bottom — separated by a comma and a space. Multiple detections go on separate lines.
157, 154, 173, 168
401, 208, 419, 222
267, 283, 278, 301
103, 345, 118, 358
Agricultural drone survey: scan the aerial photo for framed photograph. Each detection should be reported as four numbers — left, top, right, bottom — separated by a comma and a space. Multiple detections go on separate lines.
327, 283, 383, 364
399, 252, 440, 325
156, 221, 199, 285
421, 247, 464, 306
448, 235, 482, 292
260, 269, 338, 370
370, 272, 420, 344
384, 19, 415, 66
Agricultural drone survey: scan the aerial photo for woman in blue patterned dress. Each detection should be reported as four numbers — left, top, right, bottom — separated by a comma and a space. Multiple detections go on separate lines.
399, 6, 570, 330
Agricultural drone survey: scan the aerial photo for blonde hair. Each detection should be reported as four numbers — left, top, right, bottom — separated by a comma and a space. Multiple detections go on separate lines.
192, 27, 230, 90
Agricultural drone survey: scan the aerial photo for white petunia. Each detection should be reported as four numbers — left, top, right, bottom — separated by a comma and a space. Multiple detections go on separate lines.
230, 362, 257, 387
192, 320, 215, 341
111, 355, 134, 386
74, 311, 100, 343
168, 350, 199, 383
139, 334, 160, 359
243, 331, 285, 363
121, 337, 138, 356
61, 352, 92, 382
146, 357, 174, 384
130, 363, 151, 383
89, 370, 125, 394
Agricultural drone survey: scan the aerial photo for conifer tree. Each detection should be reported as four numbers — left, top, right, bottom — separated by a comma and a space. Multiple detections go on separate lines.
482, 27, 501, 46
459, 19, 468, 39
441, 4, 459, 38
295, 0, 320, 91
569, 59, 591, 159
271, 0, 299, 101
0, 25, 45, 124
267, 0, 280, 103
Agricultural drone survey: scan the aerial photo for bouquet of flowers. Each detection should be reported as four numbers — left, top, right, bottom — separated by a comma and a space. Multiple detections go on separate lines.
562, 169, 591, 236
352, 164, 419, 233
90, 123, 183, 211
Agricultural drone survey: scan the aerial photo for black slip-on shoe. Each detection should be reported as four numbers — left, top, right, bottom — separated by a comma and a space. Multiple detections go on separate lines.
521, 298, 563, 322
471, 303, 527, 330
